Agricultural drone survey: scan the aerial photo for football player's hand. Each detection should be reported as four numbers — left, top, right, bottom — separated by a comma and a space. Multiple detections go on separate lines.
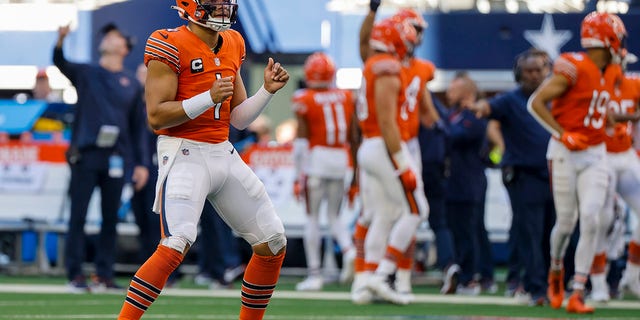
293, 176, 306, 202
614, 124, 628, 140
560, 131, 588, 151
398, 169, 417, 193
209, 76, 234, 104
370, 0, 381, 12
347, 184, 359, 208
264, 58, 289, 94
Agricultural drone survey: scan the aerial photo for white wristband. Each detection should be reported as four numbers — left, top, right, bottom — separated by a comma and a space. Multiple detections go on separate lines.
182, 90, 214, 119
391, 150, 410, 174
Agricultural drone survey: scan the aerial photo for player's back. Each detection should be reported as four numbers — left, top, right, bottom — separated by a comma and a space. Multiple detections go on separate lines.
144, 26, 246, 144
551, 52, 622, 145
359, 53, 407, 139
606, 73, 640, 152
401, 58, 435, 141
292, 87, 355, 149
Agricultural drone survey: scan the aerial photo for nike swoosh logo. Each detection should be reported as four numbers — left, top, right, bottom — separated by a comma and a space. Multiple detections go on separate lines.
159, 32, 168, 39
229, 148, 235, 154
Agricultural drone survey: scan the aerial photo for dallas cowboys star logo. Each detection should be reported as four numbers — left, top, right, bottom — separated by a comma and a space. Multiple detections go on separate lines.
524, 14, 572, 60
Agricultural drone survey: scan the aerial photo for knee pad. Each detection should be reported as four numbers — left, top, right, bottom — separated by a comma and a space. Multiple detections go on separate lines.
265, 232, 287, 255
160, 235, 191, 253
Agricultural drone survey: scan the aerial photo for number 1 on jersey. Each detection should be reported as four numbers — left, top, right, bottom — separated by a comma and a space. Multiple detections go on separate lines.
213, 73, 223, 120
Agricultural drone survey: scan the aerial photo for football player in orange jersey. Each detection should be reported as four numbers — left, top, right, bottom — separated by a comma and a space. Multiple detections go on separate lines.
528, 11, 627, 314
352, 18, 428, 305
590, 53, 640, 301
117, 1, 289, 320
291, 52, 358, 291
350, 5, 436, 304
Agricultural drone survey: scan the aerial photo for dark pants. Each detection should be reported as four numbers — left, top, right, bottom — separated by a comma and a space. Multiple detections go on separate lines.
504, 167, 555, 297
447, 201, 478, 285
475, 184, 494, 282
423, 162, 455, 270
130, 167, 160, 263
66, 149, 124, 281
198, 201, 242, 282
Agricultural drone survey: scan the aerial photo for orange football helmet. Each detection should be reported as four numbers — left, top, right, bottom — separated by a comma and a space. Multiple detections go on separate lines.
581, 11, 627, 63
369, 18, 417, 60
172, 0, 238, 32
303, 52, 336, 88
392, 8, 427, 32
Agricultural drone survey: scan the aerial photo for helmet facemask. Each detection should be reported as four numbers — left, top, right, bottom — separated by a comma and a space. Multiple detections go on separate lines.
174, 0, 238, 32
610, 34, 627, 65
198, 0, 238, 32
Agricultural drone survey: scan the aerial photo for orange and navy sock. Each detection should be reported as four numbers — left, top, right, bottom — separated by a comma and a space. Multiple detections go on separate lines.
398, 238, 416, 271
118, 245, 183, 320
629, 241, 640, 265
239, 252, 285, 320
590, 252, 607, 275
353, 222, 368, 273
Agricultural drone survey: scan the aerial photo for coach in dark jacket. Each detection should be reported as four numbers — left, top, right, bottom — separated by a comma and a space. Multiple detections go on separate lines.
444, 73, 488, 294
472, 49, 555, 305
54, 23, 149, 292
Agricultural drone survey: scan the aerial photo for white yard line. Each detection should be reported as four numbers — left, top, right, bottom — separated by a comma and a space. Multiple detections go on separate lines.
0, 283, 639, 310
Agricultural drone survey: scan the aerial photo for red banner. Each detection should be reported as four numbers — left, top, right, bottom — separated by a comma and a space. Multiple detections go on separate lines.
0, 141, 68, 163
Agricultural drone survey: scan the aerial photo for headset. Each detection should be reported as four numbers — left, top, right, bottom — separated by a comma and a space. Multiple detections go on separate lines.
513, 48, 552, 83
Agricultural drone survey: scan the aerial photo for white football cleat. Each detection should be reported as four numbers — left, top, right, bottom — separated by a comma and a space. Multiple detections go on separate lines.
295, 275, 323, 291
351, 272, 373, 305
619, 274, 640, 299
366, 273, 411, 305
589, 273, 610, 302
339, 248, 356, 284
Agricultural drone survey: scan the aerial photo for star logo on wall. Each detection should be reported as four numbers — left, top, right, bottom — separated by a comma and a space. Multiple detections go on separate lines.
524, 14, 572, 60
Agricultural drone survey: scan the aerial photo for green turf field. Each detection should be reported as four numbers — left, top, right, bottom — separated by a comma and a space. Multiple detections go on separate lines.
1, 276, 639, 319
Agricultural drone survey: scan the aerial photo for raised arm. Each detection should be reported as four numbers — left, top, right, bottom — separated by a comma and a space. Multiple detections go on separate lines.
359, 0, 380, 63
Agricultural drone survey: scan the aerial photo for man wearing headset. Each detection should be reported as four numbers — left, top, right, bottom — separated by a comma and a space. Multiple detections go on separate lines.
471, 48, 556, 306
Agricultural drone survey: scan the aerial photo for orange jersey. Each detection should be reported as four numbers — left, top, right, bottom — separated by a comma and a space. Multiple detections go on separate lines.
551, 52, 622, 146
358, 53, 407, 139
292, 88, 355, 149
606, 73, 640, 152
401, 58, 435, 141
144, 26, 246, 143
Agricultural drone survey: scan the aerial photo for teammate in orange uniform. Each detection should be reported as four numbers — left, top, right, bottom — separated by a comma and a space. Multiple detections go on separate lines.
117, 1, 289, 319
528, 11, 626, 314
291, 52, 357, 291
590, 54, 640, 301
350, 6, 436, 304
389, 8, 438, 296
354, 18, 428, 305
